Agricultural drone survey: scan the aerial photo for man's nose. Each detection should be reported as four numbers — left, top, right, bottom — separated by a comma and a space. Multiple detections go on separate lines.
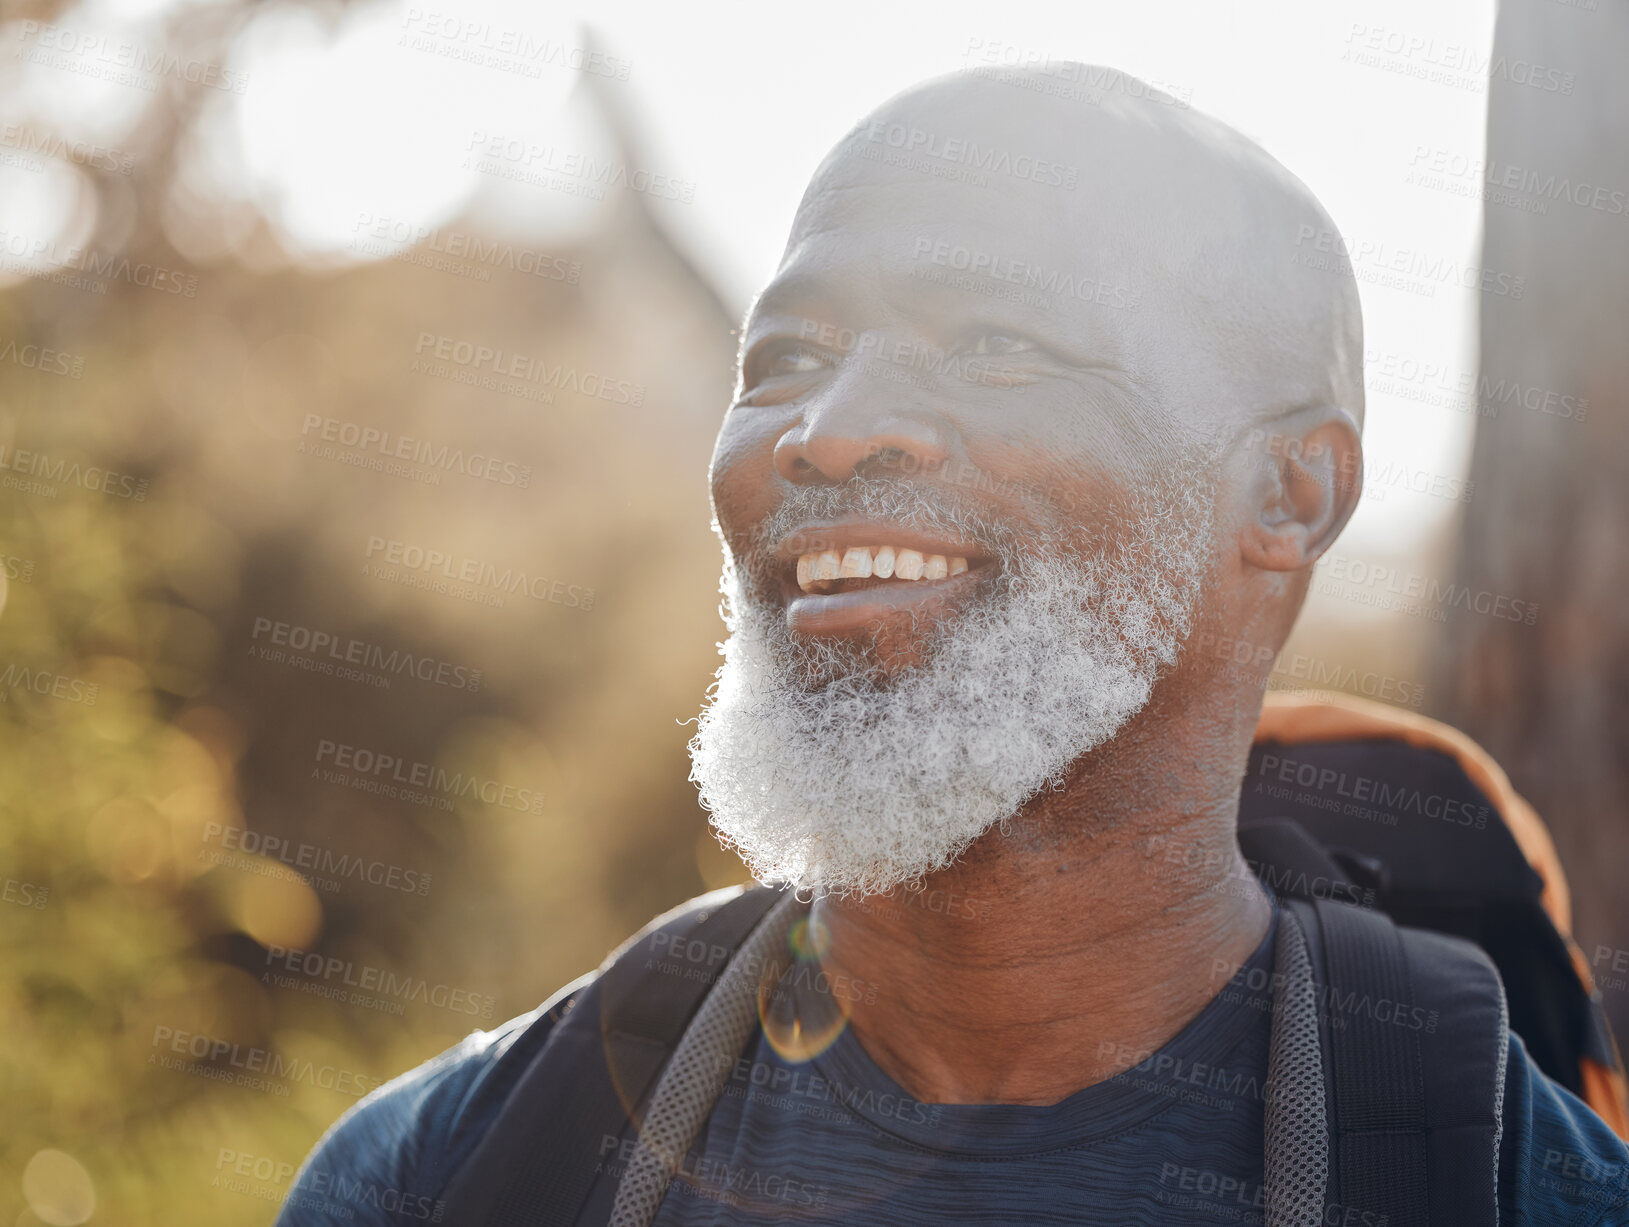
772, 372, 953, 485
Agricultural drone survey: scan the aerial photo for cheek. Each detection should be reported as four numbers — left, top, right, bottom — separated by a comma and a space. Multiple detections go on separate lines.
710, 416, 784, 545
951, 387, 1121, 518
954, 435, 1097, 533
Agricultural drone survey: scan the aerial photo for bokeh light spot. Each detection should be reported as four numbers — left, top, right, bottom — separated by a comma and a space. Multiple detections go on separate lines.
21, 1150, 95, 1227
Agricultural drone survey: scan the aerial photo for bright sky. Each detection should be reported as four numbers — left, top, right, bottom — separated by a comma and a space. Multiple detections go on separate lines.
0, 0, 1498, 555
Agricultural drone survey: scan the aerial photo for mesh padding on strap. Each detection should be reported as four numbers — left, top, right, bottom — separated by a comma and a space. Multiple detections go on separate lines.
607, 891, 807, 1227
1267, 908, 1329, 1227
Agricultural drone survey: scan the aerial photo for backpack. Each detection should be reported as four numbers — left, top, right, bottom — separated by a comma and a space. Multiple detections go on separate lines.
440, 694, 1629, 1225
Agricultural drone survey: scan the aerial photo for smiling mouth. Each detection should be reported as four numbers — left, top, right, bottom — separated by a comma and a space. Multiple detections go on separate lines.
795, 544, 973, 595
769, 522, 997, 634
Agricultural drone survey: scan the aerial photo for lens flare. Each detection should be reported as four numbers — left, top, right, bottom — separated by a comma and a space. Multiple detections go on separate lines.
757, 920, 852, 1062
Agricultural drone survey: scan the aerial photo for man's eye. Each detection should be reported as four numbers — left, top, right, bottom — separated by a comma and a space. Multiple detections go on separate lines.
735, 342, 831, 404
969, 332, 1034, 356
766, 346, 828, 375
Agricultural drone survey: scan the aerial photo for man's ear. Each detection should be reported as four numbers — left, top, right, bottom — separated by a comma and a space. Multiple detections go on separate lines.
1236, 406, 1363, 572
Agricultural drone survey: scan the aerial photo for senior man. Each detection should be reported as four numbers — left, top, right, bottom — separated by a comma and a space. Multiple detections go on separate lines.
278, 69, 1629, 1226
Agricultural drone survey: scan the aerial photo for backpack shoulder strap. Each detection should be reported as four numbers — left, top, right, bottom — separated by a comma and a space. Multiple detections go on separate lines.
440, 883, 784, 1227
1281, 896, 1508, 1227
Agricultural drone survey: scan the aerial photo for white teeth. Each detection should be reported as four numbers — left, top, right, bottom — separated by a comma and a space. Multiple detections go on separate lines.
792, 544, 975, 593
838, 547, 872, 579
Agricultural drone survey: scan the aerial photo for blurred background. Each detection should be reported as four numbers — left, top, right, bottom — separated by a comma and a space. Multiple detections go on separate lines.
1, 0, 1625, 1221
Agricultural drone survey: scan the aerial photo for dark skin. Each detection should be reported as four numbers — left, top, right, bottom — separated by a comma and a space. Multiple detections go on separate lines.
708, 72, 1365, 1105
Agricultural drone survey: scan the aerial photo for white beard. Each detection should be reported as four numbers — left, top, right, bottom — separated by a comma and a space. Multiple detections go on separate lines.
688, 474, 1216, 899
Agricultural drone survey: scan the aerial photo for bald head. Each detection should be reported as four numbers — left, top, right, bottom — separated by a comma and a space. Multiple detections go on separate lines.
790, 67, 1364, 448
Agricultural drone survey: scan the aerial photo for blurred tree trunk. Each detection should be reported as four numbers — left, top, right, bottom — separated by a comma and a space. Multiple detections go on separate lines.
1436, 0, 1629, 1034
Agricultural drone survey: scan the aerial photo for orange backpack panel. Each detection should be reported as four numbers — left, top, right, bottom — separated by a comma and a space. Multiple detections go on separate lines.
1253, 692, 1629, 1139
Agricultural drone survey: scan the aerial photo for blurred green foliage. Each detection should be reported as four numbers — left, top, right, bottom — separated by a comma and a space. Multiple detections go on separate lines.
0, 29, 750, 1219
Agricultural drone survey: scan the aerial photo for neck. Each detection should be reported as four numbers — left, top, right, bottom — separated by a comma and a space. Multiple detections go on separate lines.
807, 698, 1271, 1106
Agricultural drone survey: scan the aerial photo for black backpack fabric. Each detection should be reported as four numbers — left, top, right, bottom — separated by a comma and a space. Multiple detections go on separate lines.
1276, 894, 1506, 1227
439, 887, 784, 1225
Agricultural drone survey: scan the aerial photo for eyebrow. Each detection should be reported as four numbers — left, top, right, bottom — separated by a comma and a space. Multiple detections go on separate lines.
742, 272, 837, 336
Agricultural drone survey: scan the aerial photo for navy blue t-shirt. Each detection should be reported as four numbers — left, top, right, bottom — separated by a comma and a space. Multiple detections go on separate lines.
275, 900, 1629, 1226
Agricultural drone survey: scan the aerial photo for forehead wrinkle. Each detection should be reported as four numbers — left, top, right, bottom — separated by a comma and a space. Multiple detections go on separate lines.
776, 190, 1141, 371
